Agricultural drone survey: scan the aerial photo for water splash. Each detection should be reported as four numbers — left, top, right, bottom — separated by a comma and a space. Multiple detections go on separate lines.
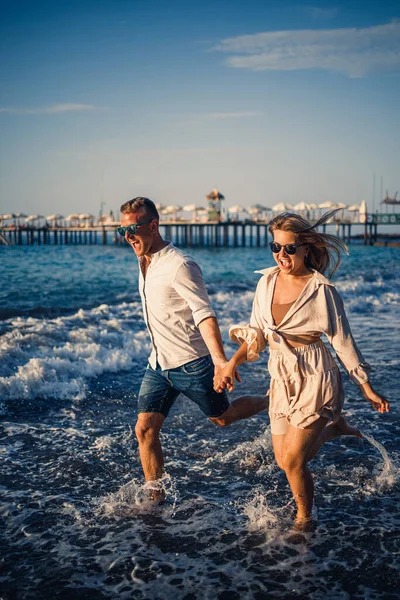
363, 433, 399, 491
242, 491, 281, 531
96, 473, 179, 518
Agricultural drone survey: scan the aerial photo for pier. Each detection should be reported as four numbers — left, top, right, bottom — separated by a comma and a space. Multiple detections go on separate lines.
1, 214, 399, 248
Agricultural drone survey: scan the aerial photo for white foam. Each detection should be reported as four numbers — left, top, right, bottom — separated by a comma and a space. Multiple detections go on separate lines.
0, 301, 151, 401
242, 490, 280, 531
96, 473, 179, 518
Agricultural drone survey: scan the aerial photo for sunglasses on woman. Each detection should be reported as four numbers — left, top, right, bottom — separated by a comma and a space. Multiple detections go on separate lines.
117, 218, 154, 237
269, 241, 307, 255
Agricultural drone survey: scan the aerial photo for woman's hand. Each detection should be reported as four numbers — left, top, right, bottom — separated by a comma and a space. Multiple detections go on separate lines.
213, 361, 242, 393
360, 384, 390, 413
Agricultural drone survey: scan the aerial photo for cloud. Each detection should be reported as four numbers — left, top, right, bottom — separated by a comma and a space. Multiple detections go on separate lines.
304, 6, 339, 20
0, 103, 100, 115
212, 21, 400, 77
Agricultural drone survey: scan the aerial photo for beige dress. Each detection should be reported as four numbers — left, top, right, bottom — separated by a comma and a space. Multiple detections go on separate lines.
230, 267, 371, 435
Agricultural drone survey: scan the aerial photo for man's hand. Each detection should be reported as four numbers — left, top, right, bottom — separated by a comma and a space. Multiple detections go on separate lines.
213, 361, 241, 393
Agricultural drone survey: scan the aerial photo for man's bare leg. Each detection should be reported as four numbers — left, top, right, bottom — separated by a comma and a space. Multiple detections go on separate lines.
135, 412, 165, 500
210, 394, 269, 427
308, 415, 362, 461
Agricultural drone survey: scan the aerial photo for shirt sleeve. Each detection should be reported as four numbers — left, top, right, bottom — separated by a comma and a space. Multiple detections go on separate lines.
229, 278, 266, 362
172, 261, 216, 327
324, 286, 371, 385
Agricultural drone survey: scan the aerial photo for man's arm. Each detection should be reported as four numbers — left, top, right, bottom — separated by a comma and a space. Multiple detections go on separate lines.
197, 316, 227, 367
172, 261, 225, 365
198, 317, 242, 391
172, 261, 241, 389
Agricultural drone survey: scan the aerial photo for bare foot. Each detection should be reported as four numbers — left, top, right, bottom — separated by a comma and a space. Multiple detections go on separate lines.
144, 482, 166, 504
334, 416, 362, 439
293, 517, 316, 532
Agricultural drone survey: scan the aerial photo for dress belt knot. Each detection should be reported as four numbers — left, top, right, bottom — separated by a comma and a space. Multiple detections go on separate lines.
265, 327, 301, 378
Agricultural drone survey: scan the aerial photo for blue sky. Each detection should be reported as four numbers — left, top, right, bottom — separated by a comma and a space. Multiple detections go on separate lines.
0, 0, 399, 217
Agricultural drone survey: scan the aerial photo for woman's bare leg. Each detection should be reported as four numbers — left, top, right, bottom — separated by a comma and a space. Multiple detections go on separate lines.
280, 418, 329, 525
308, 416, 362, 461
271, 433, 286, 470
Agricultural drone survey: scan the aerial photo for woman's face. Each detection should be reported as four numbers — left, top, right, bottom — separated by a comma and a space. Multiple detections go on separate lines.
272, 229, 309, 276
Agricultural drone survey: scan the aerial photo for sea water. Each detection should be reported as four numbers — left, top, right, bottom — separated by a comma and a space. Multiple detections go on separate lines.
0, 244, 399, 599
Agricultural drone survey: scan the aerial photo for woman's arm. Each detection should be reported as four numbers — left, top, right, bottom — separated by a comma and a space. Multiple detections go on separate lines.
213, 341, 249, 393
358, 382, 390, 413
325, 286, 390, 413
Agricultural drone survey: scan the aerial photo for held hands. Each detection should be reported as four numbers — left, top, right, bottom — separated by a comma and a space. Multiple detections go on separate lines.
213, 361, 242, 393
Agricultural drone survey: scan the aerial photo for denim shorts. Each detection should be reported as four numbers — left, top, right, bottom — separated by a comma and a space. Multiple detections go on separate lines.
137, 354, 229, 418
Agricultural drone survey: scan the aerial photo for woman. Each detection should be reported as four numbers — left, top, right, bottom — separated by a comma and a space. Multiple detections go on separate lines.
214, 210, 389, 529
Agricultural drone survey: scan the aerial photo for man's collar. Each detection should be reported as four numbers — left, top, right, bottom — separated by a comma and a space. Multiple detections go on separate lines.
139, 241, 173, 265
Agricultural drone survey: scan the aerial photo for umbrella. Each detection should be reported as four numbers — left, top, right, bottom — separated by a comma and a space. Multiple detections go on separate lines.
228, 205, 247, 213
333, 202, 348, 221
12, 212, 28, 226
65, 214, 80, 221
347, 204, 360, 211
163, 205, 182, 221
292, 202, 311, 211
318, 202, 335, 209
1, 213, 16, 220
182, 204, 199, 212
272, 202, 293, 212
252, 203, 271, 211
25, 215, 44, 223
182, 203, 201, 221
46, 214, 64, 221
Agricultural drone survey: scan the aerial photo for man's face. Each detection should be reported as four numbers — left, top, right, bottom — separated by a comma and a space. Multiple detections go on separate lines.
120, 210, 155, 257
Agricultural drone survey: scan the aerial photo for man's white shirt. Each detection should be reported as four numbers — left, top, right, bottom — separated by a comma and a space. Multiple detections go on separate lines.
138, 243, 215, 370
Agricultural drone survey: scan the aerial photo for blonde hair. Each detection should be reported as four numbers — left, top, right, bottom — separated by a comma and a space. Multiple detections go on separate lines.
268, 208, 348, 277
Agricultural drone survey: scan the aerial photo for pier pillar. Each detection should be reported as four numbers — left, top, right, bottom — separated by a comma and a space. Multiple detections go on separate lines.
223, 224, 228, 247
233, 225, 238, 247
199, 225, 204, 247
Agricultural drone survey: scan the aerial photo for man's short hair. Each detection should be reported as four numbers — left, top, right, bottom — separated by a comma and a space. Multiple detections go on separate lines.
120, 197, 159, 220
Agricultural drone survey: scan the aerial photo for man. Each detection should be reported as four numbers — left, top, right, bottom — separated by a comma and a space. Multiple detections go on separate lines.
119, 197, 268, 494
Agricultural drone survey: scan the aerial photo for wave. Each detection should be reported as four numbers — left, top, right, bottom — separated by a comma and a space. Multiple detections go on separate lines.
0, 302, 150, 401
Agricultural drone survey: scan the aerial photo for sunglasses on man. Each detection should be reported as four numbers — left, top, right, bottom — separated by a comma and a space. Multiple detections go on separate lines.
117, 218, 154, 237
269, 241, 307, 255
